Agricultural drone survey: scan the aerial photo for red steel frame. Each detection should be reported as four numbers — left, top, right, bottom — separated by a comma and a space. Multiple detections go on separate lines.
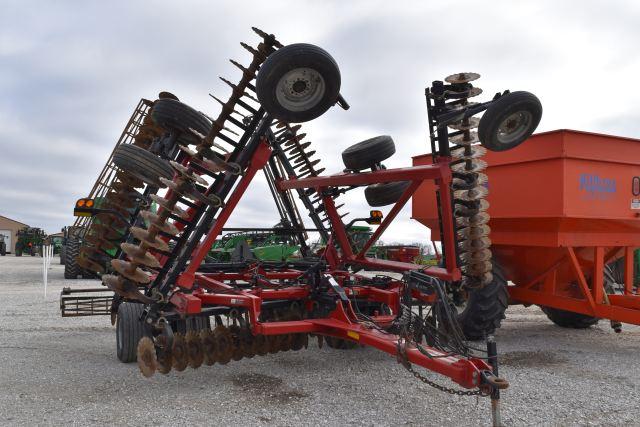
506, 246, 640, 325
164, 140, 493, 390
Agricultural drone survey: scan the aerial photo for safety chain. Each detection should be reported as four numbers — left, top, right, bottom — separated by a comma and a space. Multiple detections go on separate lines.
397, 338, 489, 397
406, 361, 488, 396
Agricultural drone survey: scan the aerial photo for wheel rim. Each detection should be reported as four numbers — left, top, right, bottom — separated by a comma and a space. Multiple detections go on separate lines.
496, 110, 533, 145
275, 68, 326, 112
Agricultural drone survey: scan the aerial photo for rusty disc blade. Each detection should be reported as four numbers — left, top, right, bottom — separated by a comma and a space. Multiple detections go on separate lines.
110, 181, 133, 193
120, 243, 161, 268
111, 259, 152, 284
213, 326, 233, 365
84, 234, 118, 251
280, 334, 294, 352
450, 131, 480, 146
267, 335, 280, 354
200, 329, 217, 366
116, 171, 144, 188
102, 274, 153, 303
291, 334, 307, 351
93, 213, 129, 231
156, 336, 173, 375
171, 334, 189, 372
229, 325, 244, 361
449, 117, 480, 131
253, 334, 268, 356
90, 223, 125, 240
185, 331, 204, 369
149, 195, 190, 219
129, 227, 169, 252
139, 210, 179, 236
105, 192, 136, 209
77, 255, 105, 273
445, 72, 480, 84
100, 199, 132, 215
137, 337, 157, 378
170, 161, 208, 185
239, 329, 255, 359
451, 144, 487, 160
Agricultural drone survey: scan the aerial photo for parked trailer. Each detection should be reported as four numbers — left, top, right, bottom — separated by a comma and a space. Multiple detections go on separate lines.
413, 129, 640, 329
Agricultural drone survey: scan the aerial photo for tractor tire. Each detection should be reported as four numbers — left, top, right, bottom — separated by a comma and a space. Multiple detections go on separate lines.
150, 98, 212, 136
0, 243, 5, 256
478, 91, 542, 152
325, 336, 359, 350
112, 144, 174, 187
64, 238, 81, 279
457, 265, 509, 340
364, 181, 411, 207
256, 43, 341, 123
59, 245, 66, 265
116, 302, 146, 363
342, 136, 396, 171
541, 307, 599, 329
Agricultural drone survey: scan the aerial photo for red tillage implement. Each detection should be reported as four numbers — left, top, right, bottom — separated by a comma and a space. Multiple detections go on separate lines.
414, 129, 640, 329
67, 29, 545, 424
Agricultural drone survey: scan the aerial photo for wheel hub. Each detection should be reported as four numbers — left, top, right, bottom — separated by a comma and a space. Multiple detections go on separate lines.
497, 111, 532, 145
276, 68, 326, 112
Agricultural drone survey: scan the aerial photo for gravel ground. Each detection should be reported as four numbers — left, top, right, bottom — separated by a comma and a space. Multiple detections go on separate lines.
1, 255, 638, 426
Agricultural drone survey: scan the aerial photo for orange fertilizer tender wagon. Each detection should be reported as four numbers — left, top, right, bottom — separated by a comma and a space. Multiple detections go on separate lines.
413, 129, 640, 328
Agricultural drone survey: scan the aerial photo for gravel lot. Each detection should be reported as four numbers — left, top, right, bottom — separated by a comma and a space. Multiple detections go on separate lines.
1, 255, 638, 426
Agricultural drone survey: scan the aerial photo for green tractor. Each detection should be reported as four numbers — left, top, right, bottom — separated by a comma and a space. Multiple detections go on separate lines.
44, 234, 64, 256
15, 227, 45, 257
208, 228, 301, 262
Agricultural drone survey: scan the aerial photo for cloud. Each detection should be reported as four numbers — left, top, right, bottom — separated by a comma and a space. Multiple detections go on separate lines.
1, 0, 639, 246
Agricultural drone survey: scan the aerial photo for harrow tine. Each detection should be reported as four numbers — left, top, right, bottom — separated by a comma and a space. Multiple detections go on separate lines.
229, 59, 248, 73
240, 41, 259, 56
251, 27, 283, 48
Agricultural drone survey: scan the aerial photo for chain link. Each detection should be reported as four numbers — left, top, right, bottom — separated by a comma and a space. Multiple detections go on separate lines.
405, 362, 488, 396
397, 334, 489, 397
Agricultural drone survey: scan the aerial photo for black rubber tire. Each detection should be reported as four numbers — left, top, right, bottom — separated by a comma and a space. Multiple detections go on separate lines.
256, 43, 341, 123
151, 98, 212, 136
364, 181, 411, 207
541, 307, 599, 329
342, 136, 395, 171
64, 238, 81, 279
116, 302, 146, 363
59, 245, 66, 265
112, 144, 174, 187
457, 265, 509, 340
325, 336, 358, 350
478, 91, 542, 152
0, 243, 5, 256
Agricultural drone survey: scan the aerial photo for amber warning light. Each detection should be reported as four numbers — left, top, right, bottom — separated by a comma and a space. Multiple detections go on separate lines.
74, 198, 96, 217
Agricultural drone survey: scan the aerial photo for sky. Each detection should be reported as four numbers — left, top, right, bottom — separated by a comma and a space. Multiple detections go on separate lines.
1, 0, 639, 243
